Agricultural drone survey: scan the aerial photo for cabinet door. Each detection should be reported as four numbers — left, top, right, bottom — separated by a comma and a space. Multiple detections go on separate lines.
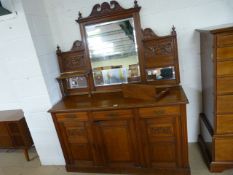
139, 113, 181, 168
56, 113, 95, 167
0, 123, 13, 147
93, 110, 139, 168
7, 122, 24, 147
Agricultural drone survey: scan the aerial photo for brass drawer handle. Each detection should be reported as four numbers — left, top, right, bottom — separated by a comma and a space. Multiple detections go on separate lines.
153, 110, 165, 115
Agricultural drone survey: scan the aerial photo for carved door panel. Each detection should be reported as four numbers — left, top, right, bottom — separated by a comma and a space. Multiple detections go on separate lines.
0, 123, 12, 147
57, 115, 95, 167
59, 51, 86, 73
93, 118, 139, 168
140, 115, 181, 168
143, 37, 175, 68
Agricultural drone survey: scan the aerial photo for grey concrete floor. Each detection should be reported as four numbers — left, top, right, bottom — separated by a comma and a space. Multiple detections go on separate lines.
0, 144, 232, 175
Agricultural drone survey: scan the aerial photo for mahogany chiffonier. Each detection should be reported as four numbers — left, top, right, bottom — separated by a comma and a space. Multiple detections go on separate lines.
0, 110, 33, 161
49, 1, 190, 174
197, 25, 233, 172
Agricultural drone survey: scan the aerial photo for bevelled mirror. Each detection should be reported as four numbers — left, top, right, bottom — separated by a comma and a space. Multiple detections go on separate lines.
86, 18, 140, 87
77, 0, 142, 91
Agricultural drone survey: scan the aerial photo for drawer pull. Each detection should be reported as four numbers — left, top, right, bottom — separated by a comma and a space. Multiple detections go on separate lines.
154, 110, 165, 115
94, 120, 104, 125
107, 113, 118, 118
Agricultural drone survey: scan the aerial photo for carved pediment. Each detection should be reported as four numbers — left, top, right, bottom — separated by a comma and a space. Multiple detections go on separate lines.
89, 1, 125, 17
77, 0, 140, 22
143, 26, 177, 40
142, 28, 159, 40
71, 40, 84, 51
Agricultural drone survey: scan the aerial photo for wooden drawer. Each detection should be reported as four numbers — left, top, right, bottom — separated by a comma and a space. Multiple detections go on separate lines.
217, 77, 233, 94
92, 109, 133, 120
217, 60, 233, 76
215, 137, 233, 161
217, 46, 233, 60
139, 106, 180, 118
216, 114, 233, 134
217, 95, 233, 114
56, 112, 88, 122
217, 32, 233, 46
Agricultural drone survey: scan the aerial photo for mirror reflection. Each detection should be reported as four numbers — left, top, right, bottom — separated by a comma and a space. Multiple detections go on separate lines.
66, 76, 87, 89
146, 66, 176, 81
86, 18, 140, 87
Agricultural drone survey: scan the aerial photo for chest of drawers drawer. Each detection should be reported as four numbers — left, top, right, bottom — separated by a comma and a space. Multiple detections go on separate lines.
217, 77, 233, 94
217, 60, 233, 76
217, 32, 233, 46
216, 114, 233, 134
217, 46, 233, 60
217, 95, 233, 114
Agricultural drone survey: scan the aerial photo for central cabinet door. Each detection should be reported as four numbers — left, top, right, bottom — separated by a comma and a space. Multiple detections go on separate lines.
92, 109, 140, 168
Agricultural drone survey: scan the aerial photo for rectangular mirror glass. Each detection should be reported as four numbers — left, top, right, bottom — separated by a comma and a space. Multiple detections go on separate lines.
86, 18, 140, 87
146, 66, 175, 81
66, 76, 87, 89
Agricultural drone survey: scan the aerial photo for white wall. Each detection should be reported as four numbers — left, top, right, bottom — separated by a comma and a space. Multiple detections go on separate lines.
0, 0, 64, 165
21, 0, 61, 105
44, 0, 233, 142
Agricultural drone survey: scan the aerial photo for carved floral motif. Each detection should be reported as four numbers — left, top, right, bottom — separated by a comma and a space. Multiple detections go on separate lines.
63, 56, 84, 71
149, 125, 173, 136
67, 128, 86, 137
145, 42, 173, 56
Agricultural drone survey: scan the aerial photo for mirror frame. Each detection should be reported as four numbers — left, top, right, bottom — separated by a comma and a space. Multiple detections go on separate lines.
76, 0, 145, 92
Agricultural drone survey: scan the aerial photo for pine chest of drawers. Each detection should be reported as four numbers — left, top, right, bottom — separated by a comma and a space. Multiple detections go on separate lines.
198, 25, 233, 172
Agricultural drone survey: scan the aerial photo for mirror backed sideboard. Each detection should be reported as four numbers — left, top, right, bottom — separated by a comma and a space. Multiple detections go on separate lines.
49, 1, 190, 175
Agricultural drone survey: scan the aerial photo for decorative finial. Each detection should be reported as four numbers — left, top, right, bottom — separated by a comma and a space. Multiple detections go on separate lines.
56, 45, 61, 54
134, 0, 139, 8
172, 25, 176, 35
78, 11, 82, 19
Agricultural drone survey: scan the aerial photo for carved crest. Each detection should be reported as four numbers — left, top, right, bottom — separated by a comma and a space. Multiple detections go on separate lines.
77, 0, 140, 22
142, 28, 175, 56
89, 1, 125, 17
71, 40, 84, 51
142, 28, 159, 40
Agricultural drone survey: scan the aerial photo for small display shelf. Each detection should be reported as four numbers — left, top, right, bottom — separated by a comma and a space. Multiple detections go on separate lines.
57, 70, 91, 97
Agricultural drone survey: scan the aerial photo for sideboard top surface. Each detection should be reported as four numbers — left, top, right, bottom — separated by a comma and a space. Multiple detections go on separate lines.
49, 86, 188, 113
0, 109, 24, 122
